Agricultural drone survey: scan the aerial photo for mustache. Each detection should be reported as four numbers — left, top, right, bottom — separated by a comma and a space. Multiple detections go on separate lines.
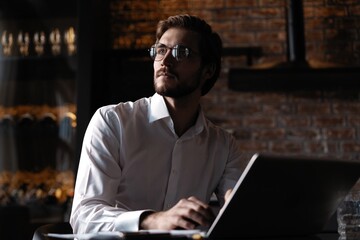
156, 68, 176, 78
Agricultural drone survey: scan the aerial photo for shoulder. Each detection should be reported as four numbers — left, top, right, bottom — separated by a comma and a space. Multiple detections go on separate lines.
96, 97, 151, 118
86, 97, 152, 135
205, 118, 242, 151
205, 118, 234, 140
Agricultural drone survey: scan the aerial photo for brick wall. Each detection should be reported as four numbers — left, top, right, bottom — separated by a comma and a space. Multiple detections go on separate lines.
110, 0, 360, 160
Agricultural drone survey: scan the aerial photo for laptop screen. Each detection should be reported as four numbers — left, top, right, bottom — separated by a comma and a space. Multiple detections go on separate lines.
206, 153, 360, 239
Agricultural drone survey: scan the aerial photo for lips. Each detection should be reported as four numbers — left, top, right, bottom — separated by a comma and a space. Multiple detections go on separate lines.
157, 68, 176, 79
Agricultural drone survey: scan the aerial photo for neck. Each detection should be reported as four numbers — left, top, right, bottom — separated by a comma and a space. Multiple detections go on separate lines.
163, 94, 200, 136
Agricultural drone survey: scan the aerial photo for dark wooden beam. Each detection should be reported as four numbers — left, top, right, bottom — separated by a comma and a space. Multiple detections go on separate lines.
229, 67, 360, 91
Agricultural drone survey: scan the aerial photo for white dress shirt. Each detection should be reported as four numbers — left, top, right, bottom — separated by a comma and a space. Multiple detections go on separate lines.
70, 93, 245, 234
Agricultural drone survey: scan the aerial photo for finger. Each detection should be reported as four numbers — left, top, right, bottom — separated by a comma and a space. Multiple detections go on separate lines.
177, 216, 198, 230
176, 199, 214, 226
187, 196, 209, 208
166, 205, 199, 230
185, 210, 212, 227
225, 189, 232, 202
186, 197, 215, 219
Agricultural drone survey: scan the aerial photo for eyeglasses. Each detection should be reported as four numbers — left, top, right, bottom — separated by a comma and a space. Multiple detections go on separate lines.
148, 44, 197, 62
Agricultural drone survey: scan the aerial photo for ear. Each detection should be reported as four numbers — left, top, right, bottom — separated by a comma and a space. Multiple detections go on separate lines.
202, 63, 216, 81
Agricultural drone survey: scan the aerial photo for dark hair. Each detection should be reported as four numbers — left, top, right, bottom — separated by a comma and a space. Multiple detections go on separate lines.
155, 14, 223, 96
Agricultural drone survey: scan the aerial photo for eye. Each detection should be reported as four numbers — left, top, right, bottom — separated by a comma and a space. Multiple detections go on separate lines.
174, 45, 189, 59
156, 46, 167, 55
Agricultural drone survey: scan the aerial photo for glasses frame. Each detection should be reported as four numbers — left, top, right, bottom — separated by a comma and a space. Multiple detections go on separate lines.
148, 44, 197, 62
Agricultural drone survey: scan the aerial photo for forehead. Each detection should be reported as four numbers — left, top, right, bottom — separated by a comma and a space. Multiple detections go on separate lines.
158, 28, 200, 50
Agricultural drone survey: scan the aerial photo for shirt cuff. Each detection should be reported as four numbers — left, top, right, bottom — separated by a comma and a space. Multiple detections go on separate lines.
114, 210, 154, 231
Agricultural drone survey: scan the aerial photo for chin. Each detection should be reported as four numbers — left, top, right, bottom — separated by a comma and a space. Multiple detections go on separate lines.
154, 85, 168, 96
154, 81, 171, 94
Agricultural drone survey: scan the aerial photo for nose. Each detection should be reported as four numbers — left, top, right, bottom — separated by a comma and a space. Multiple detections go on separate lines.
161, 49, 175, 66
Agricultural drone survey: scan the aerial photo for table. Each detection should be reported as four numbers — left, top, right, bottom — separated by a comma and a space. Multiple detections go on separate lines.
94, 232, 340, 240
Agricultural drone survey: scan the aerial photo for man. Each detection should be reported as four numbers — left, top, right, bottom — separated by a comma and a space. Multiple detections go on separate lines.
70, 14, 246, 233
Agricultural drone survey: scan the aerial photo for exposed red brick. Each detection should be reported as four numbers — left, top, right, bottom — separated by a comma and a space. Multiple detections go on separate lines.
306, 141, 338, 153
252, 128, 286, 140
286, 128, 320, 140
313, 116, 345, 127
237, 140, 269, 152
279, 116, 311, 127
325, 128, 356, 140
270, 141, 303, 153
109, 0, 360, 160
243, 115, 276, 128
297, 103, 331, 114
343, 142, 360, 152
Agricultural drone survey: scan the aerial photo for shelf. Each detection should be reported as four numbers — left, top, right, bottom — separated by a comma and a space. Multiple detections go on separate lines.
0, 56, 77, 81
228, 67, 360, 91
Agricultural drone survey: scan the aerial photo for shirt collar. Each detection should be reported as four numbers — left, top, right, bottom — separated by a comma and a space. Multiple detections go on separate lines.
149, 93, 170, 123
193, 108, 207, 135
148, 93, 207, 135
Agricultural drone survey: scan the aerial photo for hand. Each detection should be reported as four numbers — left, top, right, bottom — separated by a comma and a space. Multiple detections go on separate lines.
224, 189, 232, 203
140, 196, 215, 230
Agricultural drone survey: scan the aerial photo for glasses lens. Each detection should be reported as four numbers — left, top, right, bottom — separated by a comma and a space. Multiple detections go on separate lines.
150, 45, 167, 61
149, 44, 191, 61
149, 45, 156, 60
173, 45, 189, 61
156, 46, 167, 56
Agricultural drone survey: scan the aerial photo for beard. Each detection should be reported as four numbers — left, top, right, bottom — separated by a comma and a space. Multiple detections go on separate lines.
154, 69, 203, 98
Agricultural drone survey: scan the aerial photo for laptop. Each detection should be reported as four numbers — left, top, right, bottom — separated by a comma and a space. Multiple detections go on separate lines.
47, 153, 360, 240
203, 153, 360, 239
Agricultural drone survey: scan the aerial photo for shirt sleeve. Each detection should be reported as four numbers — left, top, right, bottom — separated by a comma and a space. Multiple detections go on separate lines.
215, 134, 247, 207
114, 210, 154, 231
70, 107, 149, 233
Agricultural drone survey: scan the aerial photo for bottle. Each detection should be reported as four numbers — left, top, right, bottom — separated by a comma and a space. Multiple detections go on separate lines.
337, 180, 360, 240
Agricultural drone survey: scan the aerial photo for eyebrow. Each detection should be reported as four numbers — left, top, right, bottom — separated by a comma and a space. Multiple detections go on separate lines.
157, 43, 182, 49
157, 42, 188, 48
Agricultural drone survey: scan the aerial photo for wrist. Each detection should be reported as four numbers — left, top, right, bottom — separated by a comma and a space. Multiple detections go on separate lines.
139, 211, 154, 230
